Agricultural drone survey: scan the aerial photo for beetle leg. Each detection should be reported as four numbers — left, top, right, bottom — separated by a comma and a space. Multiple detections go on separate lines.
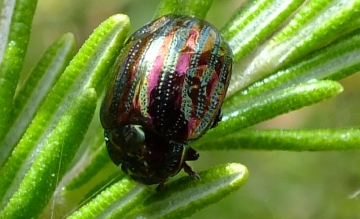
183, 162, 200, 180
156, 178, 168, 191
185, 146, 199, 161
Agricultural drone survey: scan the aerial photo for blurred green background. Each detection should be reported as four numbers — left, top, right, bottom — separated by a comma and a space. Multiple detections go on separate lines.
25, 0, 360, 218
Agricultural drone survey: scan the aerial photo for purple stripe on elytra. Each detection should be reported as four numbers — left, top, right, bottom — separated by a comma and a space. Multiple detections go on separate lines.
100, 14, 233, 188
158, 19, 197, 138
111, 42, 140, 120
123, 40, 150, 113
147, 37, 173, 98
102, 14, 232, 142
180, 23, 210, 109
175, 50, 192, 75
131, 17, 178, 120
197, 29, 221, 108
195, 29, 223, 134
182, 24, 213, 137
146, 18, 181, 99
149, 18, 195, 137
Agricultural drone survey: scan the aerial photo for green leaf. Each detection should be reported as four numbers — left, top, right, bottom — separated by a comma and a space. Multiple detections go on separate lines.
66, 178, 149, 219
0, 0, 38, 140
67, 163, 248, 219
154, 0, 214, 19
227, 0, 360, 96
64, 144, 113, 191
194, 128, 360, 151
196, 80, 343, 146
222, 0, 305, 61
0, 88, 97, 218
127, 163, 248, 219
0, 33, 76, 167
224, 31, 360, 108
0, 14, 130, 211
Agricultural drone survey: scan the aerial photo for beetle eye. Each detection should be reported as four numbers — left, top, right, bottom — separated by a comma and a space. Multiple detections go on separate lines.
108, 125, 145, 150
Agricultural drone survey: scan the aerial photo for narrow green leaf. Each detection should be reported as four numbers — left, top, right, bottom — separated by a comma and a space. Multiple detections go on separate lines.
224, 32, 360, 110
66, 163, 247, 219
222, 0, 305, 61
276, 32, 360, 83
43, 170, 124, 219
64, 144, 115, 191
47, 146, 113, 217
0, 14, 130, 210
127, 163, 248, 219
271, 0, 360, 57
66, 179, 150, 219
0, 0, 38, 140
195, 128, 360, 151
154, 0, 213, 19
154, 0, 184, 18
55, 108, 120, 214
184, 0, 214, 19
227, 0, 360, 96
63, 100, 105, 176
0, 33, 75, 166
0, 88, 97, 218
197, 80, 343, 145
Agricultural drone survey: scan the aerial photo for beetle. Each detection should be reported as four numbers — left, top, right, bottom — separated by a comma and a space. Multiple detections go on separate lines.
100, 14, 232, 189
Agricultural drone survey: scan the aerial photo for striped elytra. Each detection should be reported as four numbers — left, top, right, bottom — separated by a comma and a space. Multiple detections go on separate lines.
100, 14, 233, 189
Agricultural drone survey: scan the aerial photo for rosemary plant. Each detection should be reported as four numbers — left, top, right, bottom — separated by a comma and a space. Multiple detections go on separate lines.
1, 0, 360, 218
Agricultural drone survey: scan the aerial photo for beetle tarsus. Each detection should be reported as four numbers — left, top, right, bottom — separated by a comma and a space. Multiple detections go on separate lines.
183, 162, 200, 180
156, 178, 168, 191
